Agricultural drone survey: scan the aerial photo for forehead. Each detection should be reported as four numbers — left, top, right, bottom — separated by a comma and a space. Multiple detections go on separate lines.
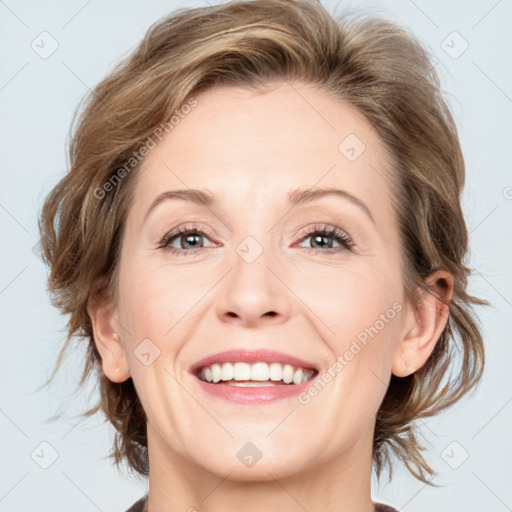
129, 81, 396, 229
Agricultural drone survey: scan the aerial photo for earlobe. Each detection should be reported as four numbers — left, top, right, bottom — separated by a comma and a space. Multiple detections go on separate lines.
392, 270, 453, 378
87, 294, 130, 382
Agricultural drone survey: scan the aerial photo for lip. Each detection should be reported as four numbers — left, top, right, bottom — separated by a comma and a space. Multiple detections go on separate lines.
192, 375, 318, 404
189, 349, 319, 405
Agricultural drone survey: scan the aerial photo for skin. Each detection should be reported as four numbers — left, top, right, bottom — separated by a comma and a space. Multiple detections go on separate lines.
89, 81, 453, 512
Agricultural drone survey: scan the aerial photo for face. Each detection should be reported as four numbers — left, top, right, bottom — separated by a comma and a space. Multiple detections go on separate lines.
110, 81, 409, 480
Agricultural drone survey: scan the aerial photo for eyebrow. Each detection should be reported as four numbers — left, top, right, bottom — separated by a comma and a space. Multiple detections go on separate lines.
142, 186, 375, 225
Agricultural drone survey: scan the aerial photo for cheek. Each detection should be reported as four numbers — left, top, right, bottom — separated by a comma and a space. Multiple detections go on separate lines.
291, 261, 400, 349
117, 259, 207, 357
116, 259, 178, 357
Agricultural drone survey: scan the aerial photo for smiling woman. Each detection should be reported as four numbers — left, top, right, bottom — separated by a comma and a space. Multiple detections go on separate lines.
37, 0, 488, 511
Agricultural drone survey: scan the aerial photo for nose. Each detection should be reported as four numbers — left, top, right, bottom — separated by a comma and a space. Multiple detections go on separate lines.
215, 246, 292, 327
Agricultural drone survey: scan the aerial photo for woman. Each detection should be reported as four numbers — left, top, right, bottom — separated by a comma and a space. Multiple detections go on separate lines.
38, 0, 488, 510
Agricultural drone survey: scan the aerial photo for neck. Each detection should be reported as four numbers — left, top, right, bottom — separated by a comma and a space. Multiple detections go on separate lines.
144, 422, 377, 512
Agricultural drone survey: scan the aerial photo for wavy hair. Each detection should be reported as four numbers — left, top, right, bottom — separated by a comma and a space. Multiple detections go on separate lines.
38, 0, 488, 484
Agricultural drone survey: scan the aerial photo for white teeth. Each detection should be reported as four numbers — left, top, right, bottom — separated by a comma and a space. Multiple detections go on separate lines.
251, 362, 270, 381
198, 361, 315, 385
227, 381, 278, 387
204, 367, 213, 382
211, 364, 222, 383
221, 362, 234, 381
292, 368, 303, 385
283, 364, 294, 384
233, 362, 251, 380
269, 362, 282, 381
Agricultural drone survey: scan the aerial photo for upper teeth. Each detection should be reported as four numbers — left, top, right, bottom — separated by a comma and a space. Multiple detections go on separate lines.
198, 362, 315, 385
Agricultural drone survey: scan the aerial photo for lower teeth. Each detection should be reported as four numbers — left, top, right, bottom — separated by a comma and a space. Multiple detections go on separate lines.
225, 381, 287, 387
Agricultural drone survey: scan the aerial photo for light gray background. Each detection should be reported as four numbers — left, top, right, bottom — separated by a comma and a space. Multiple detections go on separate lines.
1, 1, 511, 511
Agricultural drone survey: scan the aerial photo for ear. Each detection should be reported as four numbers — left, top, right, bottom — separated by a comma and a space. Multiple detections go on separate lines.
392, 269, 453, 377
87, 293, 130, 383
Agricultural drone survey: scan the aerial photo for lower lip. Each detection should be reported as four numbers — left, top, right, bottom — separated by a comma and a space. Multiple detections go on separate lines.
192, 375, 317, 404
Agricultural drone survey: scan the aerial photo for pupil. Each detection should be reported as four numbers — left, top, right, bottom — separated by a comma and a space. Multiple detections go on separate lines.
313, 234, 331, 249
184, 234, 202, 248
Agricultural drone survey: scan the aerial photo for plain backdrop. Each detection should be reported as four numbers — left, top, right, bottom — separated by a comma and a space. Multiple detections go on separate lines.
1, 1, 511, 511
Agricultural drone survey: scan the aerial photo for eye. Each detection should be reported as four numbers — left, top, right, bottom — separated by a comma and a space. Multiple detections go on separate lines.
158, 222, 354, 256
158, 223, 217, 256
295, 224, 354, 254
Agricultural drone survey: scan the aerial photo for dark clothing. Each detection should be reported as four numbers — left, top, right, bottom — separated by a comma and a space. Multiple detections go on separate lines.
125, 494, 400, 511
126, 495, 146, 512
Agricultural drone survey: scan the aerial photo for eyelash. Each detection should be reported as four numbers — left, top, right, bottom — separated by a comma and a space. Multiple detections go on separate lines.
158, 222, 354, 256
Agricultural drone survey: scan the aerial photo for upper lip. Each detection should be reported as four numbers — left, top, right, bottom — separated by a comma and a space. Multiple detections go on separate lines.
190, 349, 319, 375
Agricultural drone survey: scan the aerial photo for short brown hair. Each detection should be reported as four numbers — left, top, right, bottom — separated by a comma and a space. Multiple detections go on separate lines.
38, 0, 488, 484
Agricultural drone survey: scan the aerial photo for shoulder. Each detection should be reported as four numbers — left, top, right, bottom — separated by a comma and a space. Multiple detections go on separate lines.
374, 502, 400, 512
124, 494, 148, 512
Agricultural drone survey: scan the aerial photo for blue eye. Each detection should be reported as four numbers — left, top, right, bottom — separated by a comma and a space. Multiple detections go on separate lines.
159, 223, 354, 256
158, 223, 215, 255
296, 224, 354, 253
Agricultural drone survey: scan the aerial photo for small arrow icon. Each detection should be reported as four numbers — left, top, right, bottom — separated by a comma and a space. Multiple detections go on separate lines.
31, 441, 59, 469
237, 441, 262, 468
134, 339, 161, 366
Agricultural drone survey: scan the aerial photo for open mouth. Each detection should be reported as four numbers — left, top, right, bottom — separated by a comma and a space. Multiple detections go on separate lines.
195, 361, 318, 386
